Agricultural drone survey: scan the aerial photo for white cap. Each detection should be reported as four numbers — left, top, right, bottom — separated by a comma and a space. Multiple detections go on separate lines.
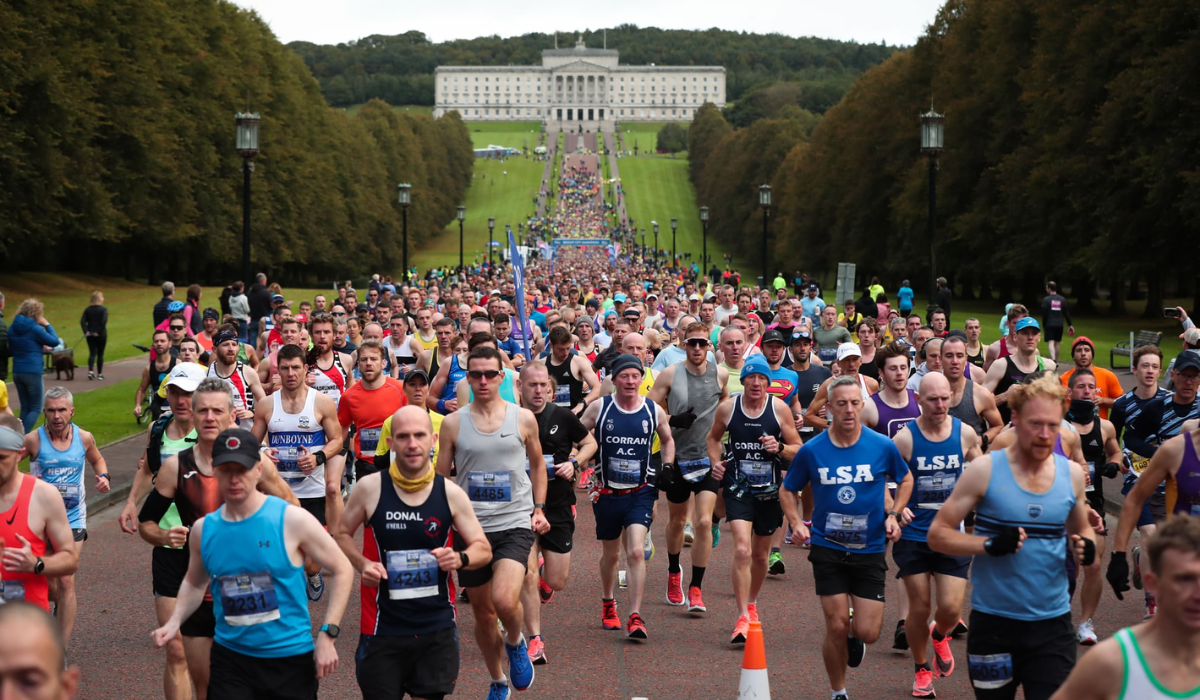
836, 343, 862, 362
688, 293, 701, 301
166, 362, 207, 392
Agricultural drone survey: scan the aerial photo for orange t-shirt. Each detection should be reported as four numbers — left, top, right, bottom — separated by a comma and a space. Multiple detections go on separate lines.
1060, 365, 1124, 420
337, 377, 408, 463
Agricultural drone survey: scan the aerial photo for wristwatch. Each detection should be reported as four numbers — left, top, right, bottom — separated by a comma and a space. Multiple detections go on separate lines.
34, 557, 45, 575
459, 551, 470, 570
319, 624, 340, 639
888, 511, 902, 521
98, 473, 110, 480
534, 502, 546, 510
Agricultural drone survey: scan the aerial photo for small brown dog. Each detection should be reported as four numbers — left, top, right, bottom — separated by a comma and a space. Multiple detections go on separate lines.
53, 351, 75, 381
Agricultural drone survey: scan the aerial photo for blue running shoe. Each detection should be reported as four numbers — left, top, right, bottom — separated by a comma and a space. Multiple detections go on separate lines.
506, 636, 535, 691
486, 680, 511, 700
306, 572, 324, 602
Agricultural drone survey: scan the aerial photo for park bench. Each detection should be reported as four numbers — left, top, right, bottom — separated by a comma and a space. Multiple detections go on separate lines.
1111, 330, 1164, 369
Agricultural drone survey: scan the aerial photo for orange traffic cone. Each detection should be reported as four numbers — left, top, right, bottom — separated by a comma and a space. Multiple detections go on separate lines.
737, 620, 770, 699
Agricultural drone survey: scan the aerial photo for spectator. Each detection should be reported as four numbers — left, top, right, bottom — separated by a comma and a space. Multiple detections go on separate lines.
875, 293, 892, 328
934, 276, 953, 325
247, 272, 272, 331
896, 279, 915, 316
80, 291, 108, 380
182, 284, 203, 335
9, 299, 60, 432
0, 291, 8, 381
228, 280, 251, 342
152, 281, 174, 328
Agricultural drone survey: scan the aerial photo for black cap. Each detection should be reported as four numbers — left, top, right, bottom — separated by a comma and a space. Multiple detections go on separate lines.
762, 329, 787, 345
1176, 350, 1200, 373
355, 303, 370, 313
211, 428, 261, 470
404, 368, 430, 384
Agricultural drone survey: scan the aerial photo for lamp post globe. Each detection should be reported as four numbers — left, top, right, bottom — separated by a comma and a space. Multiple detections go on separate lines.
699, 206, 709, 270
758, 185, 771, 291
397, 183, 412, 282
235, 112, 260, 288
456, 205, 466, 273
920, 108, 945, 315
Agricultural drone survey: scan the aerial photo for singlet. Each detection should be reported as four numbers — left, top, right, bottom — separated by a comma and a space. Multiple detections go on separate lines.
998, 336, 1012, 360
149, 356, 177, 410
201, 496, 312, 658
1115, 627, 1200, 700
858, 355, 879, 382
971, 449, 1074, 621
411, 331, 439, 353
30, 425, 87, 529
438, 355, 468, 403
719, 362, 744, 395
1078, 416, 1106, 504
855, 373, 871, 401
453, 403, 532, 532
173, 448, 223, 533
1167, 433, 1200, 517
869, 390, 920, 438
725, 395, 783, 497
548, 351, 585, 409
311, 353, 350, 408
361, 475, 455, 637
0, 475, 49, 611
388, 338, 417, 371
208, 361, 256, 427
948, 379, 985, 435
667, 361, 723, 466
966, 344, 985, 368
574, 342, 598, 364
995, 354, 1046, 424
595, 395, 658, 491
902, 418, 965, 542
267, 389, 327, 500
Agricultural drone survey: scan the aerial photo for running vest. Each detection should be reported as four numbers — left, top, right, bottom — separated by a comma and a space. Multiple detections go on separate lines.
869, 390, 920, 438
150, 418, 196, 548
208, 360, 256, 427
173, 448, 222, 533
666, 361, 722, 469
1077, 416, 1106, 502
548, 351, 584, 409
595, 395, 657, 490
361, 475, 455, 637
150, 356, 176, 411
719, 362, 745, 395
574, 342, 598, 364
411, 331, 439, 354
311, 352, 350, 407
858, 356, 879, 382
971, 449, 1075, 621
453, 403, 532, 532
266, 389, 327, 500
1167, 433, 1200, 517
902, 418, 965, 542
201, 496, 312, 658
995, 354, 1046, 423
966, 344, 985, 368
725, 395, 783, 498
948, 379, 985, 435
388, 338, 417, 370
1115, 628, 1200, 700
30, 425, 86, 529
438, 355, 468, 402
0, 475, 49, 611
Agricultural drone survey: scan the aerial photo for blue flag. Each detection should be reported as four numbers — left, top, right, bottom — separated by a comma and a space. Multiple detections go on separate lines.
508, 230, 532, 361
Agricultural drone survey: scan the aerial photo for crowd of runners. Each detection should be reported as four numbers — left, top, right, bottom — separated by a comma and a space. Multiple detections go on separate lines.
5, 154, 1200, 700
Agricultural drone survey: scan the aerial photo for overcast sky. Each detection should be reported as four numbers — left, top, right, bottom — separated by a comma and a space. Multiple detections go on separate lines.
231, 0, 946, 47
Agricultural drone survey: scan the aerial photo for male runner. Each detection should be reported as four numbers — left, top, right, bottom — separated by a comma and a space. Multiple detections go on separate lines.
893, 373, 982, 698
25, 387, 109, 644
151, 427, 353, 700
985, 317, 1054, 425
942, 335, 1003, 448
0, 601, 80, 697
338, 340, 407, 484
983, 304, 1028, 372
308, 313, 356, 406
544, 326, 603, 415
436, 347, 548, 697
1040, 281, 1074, 363
708, 355, 801, 643
420, 319, 463, 414
333, 406, 493, 700
136, 329, 177, 421
207, 327, 265, 429
258, 316, 304, 394
647, 322, 730, 611
409, 306, 440, 356
815, 306, 853, 364
782, 376, 912, 700
863, 341, 920, 438
964, 318, 986, 368
516, 361, 597, 664
1060, 337, 1123, 420
580, 354, 676, 640
718, 326, 747, 394
929, 374, 1096, 700
385, 314, 418, 377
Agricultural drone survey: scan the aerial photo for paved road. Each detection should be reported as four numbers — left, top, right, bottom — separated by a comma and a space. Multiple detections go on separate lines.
69, 486, 1149, 699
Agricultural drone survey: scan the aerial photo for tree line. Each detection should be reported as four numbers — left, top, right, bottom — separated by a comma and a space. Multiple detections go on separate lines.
688, 0, 1200, 316
0, 0, 473, 284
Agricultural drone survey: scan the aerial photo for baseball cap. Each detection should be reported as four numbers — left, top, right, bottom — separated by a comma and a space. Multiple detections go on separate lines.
490, 289, 502, 297
704, 291, 717, 301
613, 293, 628, 303
355, 303, 370, 313
791, 330, 812, 344
1182, 328, 1200, 346
646, 292, 659, 300
212, 428, 261, 469
586, 297, 600, 308
202, 307, 219, 320
836, 343, 863, 362
1014, 317, 1041, 333
1071, 336, 1096, 353
293, 313, 307, 324
165, 362, 207, 392
404, 368, 430, 384
808, 283, 818, 291
271, 293, 285, 303
1175, 350, 1200, 373
741, 354, 771, 381
762, 329, 787, 346
688, 293, 702, 302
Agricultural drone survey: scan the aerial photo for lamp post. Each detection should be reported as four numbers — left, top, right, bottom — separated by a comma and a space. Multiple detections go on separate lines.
699, 206, 709, 271
759, 185, 771, 291
456, 206, 466, 272
397, 183, 412, 281
235, 112, 260, 286
652, 221, 659, 265
640, 227, 645, 257
487, 217, 496, 267
920, 108, 945, 315
670, 217, 678, 267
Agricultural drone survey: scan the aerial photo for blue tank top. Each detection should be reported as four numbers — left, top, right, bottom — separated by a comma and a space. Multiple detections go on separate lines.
971, 449, 1075, 621
902, 419, 964, 542
439, 355, 467, 401
725, 395, 783, 496
595, 395, 657, 490
201, 496, 313, 657
869, 390, 921, 438
31, 425, 87, 529
362, 476, 455, 636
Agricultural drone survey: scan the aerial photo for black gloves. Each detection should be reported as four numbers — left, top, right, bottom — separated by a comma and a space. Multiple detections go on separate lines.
982, 526, 1021, 556
655, 462, 675, 490
1080, 537, 1097, 566
1101, 462, 1121, 479
669, 408, 697, 430
1107, 552, 1130, 600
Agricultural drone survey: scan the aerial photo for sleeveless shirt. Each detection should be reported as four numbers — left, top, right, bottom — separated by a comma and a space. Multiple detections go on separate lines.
0, 475, 49, 610
948, 379, 985, 435
454, 403, 532, 532
30, 425, 87, 529
266, 389, 327, 500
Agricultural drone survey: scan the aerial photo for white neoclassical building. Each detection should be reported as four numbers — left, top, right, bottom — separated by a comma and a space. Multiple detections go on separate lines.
433, 37, 726, 122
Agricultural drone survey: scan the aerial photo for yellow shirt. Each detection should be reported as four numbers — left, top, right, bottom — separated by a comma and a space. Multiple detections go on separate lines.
637, 368, 661, 454
411, 331, 439, 353
0, 382, 8, 411
376, 410, 444, 466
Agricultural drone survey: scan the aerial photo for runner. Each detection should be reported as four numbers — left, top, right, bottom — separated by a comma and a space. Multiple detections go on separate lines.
782, 376, 913, 700
207, 327, 266, 429
136, 330, 177, 421
985, 317, 1054, 425
708, 355, 802, 643
0, 601, 80, 697
717, 326, 747, 394
942, 335, 1003, 448
338, 340, 408, 484
928, 374, 1096, 700
150, 427, 353, 700
257, 317, 304, 394
1059, 337, 1124, 420
332, 406, 493, 700
435, 346, 547, 697
965, 318, 986, 368
580, 353, 676, 640
815, 306, 853, 364
983, 304, 1028, 372
1040, 282, 1074, 364
863, 341, 920, 438
25, 387, 109, 645
544, 326, 603, 415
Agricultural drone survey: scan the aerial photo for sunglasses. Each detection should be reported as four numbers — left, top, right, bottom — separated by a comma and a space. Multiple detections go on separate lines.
467, 370, 502, 380
685, 338, 710, 348
332, 312, 345, 317
169, 325, 185, 331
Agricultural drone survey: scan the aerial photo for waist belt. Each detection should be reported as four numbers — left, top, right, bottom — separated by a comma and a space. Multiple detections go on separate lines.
594, 483, 650, 496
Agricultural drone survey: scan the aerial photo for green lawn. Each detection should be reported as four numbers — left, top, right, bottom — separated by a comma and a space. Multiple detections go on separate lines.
17, 378, 147, 453
618, 156, 726, 266
468, 122, 542, 150
618, 122, 673, 154
341, 104, 432, 117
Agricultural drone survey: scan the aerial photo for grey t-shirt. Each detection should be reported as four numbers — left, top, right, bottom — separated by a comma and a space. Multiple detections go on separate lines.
813, 326, 852, 363
454, 403, 532, 532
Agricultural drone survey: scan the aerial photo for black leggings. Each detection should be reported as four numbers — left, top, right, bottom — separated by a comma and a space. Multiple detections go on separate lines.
86, 335, 106, 373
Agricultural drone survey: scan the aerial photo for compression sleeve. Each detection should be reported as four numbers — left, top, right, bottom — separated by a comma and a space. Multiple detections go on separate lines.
138, 489, 174, 523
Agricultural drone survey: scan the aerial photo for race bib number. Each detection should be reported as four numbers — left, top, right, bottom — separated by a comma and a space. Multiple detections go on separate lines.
274, 446, 306, 484
739, 460, 774, 487
56, 482, 82, 511
553, 384, 572, 407
217, 572, 281, 626
359, 428, 383, 454
386, 550, 439, 600
969, 653, 1014, 690
606, 458, 642, 489
824, 512, 869, 549
916, 473, 957, 509
679, 458, 711, 484
527, 455, 557, 480
467, 471, 512, 502
818, 347, 838, 363
0, 581, 25, 604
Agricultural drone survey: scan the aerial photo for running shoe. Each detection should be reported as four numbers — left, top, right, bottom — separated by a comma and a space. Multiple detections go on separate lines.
712, 524, 720, 548
847, 635, 866, 668
802, 520, 813, 549
87, 371, 95, 380
893, 620, 908, 650
686, 586, 706, 613
527, 635, 547, 665
97, 374, 104, 380
1077, 619, 1097, 646
767, 551, 785, 576
602, 599, 621, 630
644, 531, 655, 562
306, 572, 325, 601
538, 577, 555, 604
951, 619, 968, 639
1145, 595, 1158, 620
912, 667, 936, 698
930, 623, 954, 677
748, 602, 759, 624
577, 466, 594, 489
666, 572, 685, 605
683, 521, 695, 545
783, 525, 793, 545
1132, 545, 1144, 589
833, 695, 849, 700
626, 613, 648, 639
486, 681, 512, 700
505, 636, 534, 690
460, 588, 470, 603
730, 615, 750, 644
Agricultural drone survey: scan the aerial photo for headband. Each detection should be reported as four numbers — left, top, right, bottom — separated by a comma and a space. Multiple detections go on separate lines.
0, 426, 24, 451
215, 330, 240, 346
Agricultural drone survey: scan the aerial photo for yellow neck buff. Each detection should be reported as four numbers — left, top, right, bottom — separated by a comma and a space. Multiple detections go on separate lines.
389, 453, 435, 493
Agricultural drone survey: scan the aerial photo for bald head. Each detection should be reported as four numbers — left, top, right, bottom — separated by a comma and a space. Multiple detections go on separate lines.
918, 371, 952, 422
0, 602, 77, 697
622, 332, 648, 358
387, 405, 435, 473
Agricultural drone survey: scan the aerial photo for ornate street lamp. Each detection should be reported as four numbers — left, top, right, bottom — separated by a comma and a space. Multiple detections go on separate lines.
699, 206, 709, 270
670, 217, 678, 267
398, 183, 412, 280
488, 217, 496, 266
235, 112, 260, 286
759, 185, 771, 290
652, 221, 659, 264
456, 206, 466, 273
920, 108, 945, 314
